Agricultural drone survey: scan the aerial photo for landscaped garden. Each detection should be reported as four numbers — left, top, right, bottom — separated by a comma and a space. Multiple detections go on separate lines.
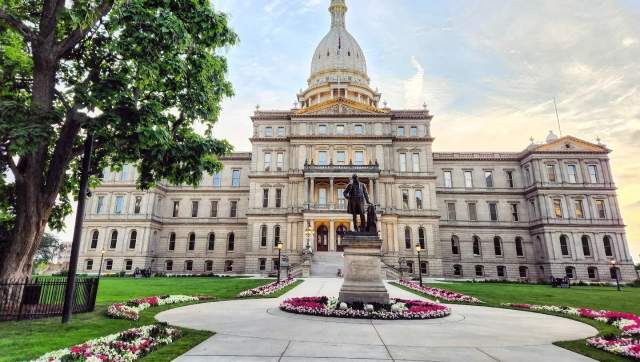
0, 277, 302, 362
395, 280, 640, 361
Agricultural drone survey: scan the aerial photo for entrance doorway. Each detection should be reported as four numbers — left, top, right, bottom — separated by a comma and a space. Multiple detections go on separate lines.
336, 224, 347, 251
316, 225, 328, 251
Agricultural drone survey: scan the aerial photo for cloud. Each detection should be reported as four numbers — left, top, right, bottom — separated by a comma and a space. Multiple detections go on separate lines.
403, 56, 425, 108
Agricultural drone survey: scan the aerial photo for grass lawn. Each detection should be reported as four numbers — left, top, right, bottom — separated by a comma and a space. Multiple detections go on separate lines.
394, 281, 640, 362
0, 277, 302, 362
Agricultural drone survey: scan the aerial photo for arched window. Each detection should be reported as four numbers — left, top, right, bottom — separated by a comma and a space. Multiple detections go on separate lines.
205, 260, 213, 272
110, 230, 118, 249
185, 260, 193, 271
565, 266, 575, 279
559, 235, 570, 256
404, 227, 412, 249
587, 267, 598, 279
208, 233, 215, 251
475, 265, 484, 277
450, 235, 460, 255
188, 233, 196, 251
493, 236, 502, 256
260, 225, 267, 247
90, 230, 99, 249
453, 264, 462, 277
515, 237, 524, 257
581, 235, 591, 257
472, 236, 481, 256
519, 266, 528, 278
129, 230, 137, 249
274, 225, 281, 247
406, 260, 414, 274
603, 235, 613, 257
165, 260, 173, 271
418, 227, 426, 250
228, 233, 235, 251
169, 232, 176, 251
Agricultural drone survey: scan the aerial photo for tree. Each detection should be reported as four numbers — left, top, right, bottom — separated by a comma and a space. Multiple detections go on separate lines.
33, 233, 63, 265
0, 0, 237, 279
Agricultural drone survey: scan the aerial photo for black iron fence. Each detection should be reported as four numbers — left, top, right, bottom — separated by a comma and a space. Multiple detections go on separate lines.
0, 277, 99, 321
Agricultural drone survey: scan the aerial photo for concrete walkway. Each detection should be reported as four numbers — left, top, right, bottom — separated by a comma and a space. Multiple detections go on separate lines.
156, 278, 597, 361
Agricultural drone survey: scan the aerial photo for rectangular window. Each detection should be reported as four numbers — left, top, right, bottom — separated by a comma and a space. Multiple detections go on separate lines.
525, 167, 532, 185
213, 173, 222, 187
230, 201, 238, 217
354, 124, 363, 134
546, 164, 557, 183
276, 153, 284, 171
319, 188, 327, 206
106, 260, 113, 270
399, 153, 407, 172
596, 200, 606, 219
318, 151, 327, 165
574, 200, 584, 219
259, 258, 266, 271
134, 196, 142, 214
464, 171, 473, 188
484, 171, 494, 188
96, 196, 104, 214
468, 203, 477, 221
567, 164, 578, 183
588, 165, 598, 183
125, 260, 133, 271
273, 189, 281, 208
336, 125, 345, 135
553, 199, 563, 218
410, 126, 418, 137
397, 126, 405, 136
120, 165, 128, 181
191, 201, 199, 218
265, 127, 273, 137
412, 153, 420, 172
337, 188, 345, 208
354, 151, 364, 165
318, 124, 327, 135
114, 196, 124, 214
336, 151, 346, 165
402, 190, 409, 209
489, 202, 498, 221
210, 201, 218, 217
529, 199, 537, 218
86, 260, 93, 270
506, 170, 515, 188
264, 153, 272, 171
444, 171, 453, 188
511, 203, 519, 222
232, 170, 241, 187
263, 189, 269, 208
172, 201, 180, 218
415, 190, 423, 209
447, 203, 456, 220
277, 127, 285, 137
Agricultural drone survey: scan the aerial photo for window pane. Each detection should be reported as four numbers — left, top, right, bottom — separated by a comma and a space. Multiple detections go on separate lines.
553, 199, 563, 218
444, 171, 452, 188
464, 171, 473, 188
232, 170, 241, 187
412, 153, 420, 172
399, 154, 406, 172
484, 171, 493, 187
588, 165, 598, 183
447, 203, 456, 220
567, 165, 577, 183
468, 203, 477, 221
354, 151, 364, 165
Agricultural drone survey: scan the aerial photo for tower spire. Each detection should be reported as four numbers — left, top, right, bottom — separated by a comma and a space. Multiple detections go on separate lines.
330, 0, 347, 29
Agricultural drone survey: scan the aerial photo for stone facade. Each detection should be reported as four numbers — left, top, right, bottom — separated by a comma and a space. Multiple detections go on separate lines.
78, 0, 636, 282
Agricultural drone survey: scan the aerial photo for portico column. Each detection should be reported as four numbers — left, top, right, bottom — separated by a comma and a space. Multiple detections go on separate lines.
329, 177, 335, 208
329, 219, 335, 251
310, 177, 315, 207
369, 179, 374, 203
304, 178, 310, 207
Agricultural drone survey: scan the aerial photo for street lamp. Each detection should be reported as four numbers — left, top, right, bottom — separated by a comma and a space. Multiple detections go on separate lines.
276, 242, 283, 282
304, 226, 314, 251
98, 250, 106, 279
415, 243, 423, 287
609, 259, 621, 291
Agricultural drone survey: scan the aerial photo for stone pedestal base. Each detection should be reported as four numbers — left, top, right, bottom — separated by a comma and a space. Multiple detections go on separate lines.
339, 233, 390, 304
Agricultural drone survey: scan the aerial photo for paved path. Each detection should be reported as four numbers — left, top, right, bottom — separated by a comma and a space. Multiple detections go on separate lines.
157, 278, 597, 361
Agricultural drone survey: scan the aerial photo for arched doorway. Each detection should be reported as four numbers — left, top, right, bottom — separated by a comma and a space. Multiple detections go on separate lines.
336, 224, 347, 251
316, 225, 329, 251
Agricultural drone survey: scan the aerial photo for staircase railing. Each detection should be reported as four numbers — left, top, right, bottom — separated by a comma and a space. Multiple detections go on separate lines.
381, 261, 403, 280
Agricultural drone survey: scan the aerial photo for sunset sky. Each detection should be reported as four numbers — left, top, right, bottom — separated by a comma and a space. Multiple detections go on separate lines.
55, 0, 640, 262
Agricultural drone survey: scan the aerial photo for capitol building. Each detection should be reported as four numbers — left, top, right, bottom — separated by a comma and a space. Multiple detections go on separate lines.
79, 0, 636, 282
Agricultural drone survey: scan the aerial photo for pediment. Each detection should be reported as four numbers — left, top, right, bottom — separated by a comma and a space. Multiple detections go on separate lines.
295, 98, 388, 116
532, 136, 609, 153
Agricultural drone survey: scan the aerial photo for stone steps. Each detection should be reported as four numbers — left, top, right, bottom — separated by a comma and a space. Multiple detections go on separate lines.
311, 252, 344, 277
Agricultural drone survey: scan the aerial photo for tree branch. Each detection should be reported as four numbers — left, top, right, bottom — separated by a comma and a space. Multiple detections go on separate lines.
55, 0, 114, 58
0, 7, 36, 42
0, 146, 22, 181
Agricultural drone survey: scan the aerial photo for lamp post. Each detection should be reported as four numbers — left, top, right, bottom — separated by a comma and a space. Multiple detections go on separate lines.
304, 226, 314, 252
97, 250, 106, 278
276, 242, 283, 282
415, 243, 423, 287
610, 259, 621, 291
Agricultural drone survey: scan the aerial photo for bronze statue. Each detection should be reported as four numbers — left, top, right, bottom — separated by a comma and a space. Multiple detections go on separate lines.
343, 174, 371, 232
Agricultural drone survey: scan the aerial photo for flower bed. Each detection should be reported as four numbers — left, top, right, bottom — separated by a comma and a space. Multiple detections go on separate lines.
397, 279, 483, 304
280, 296, 450, 320
237, 277, 296, 298
33, 324, 181, 362
107, 295, 207, 321
503, 303, 640, 360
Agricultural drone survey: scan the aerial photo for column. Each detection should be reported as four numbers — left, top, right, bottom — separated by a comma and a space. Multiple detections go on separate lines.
329, 219, 335, 251
310, 177, 315, 207
329, 177, 335, 208
374, 180, 380, 206
304, 178, 309, 207
369, 179, 374, 203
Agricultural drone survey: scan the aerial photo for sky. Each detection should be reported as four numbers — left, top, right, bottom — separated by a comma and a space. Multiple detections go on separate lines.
55, 0, 640, 262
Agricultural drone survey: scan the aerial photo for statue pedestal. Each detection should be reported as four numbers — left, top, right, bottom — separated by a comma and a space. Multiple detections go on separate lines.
338, 232, 390, 304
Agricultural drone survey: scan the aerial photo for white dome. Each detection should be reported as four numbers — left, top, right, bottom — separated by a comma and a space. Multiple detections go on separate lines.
309, 0, 368, 84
